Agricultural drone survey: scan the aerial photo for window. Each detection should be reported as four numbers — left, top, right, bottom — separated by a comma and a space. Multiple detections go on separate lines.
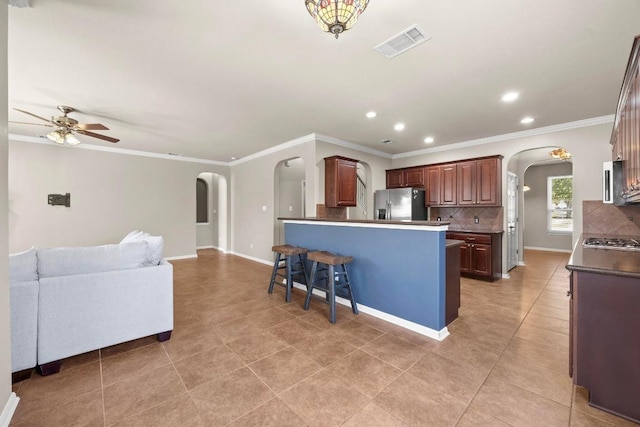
196, 178, 208, 223
547, 175, 572, 233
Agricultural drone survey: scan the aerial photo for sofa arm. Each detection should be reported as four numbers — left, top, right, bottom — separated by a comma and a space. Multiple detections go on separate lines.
38, 262, 173, 365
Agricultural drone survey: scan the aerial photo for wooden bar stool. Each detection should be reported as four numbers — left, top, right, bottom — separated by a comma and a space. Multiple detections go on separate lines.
304, 251, 358, 323
268, 244, 308, 302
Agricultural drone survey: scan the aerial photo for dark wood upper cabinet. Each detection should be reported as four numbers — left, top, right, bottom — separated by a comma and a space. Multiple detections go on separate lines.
457, 157, 501, 206
439, 164, 458, 206
611, 35, 640, 204
386, 166, 425, 189
325, 156, 357, 207
425, 166, 441, 206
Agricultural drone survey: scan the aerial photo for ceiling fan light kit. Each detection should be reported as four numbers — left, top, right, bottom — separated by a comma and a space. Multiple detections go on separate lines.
305, 0, 369, 39
12, 105, 120, 145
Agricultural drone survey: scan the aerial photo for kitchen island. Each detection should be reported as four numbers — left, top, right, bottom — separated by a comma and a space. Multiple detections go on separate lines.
282, 218, 458, 340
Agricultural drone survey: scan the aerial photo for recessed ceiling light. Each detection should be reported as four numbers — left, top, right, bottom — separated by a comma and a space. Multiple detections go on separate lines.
366, 111, 377, 119
394, 123, 405, 131
424, 137, 434, 144
502, 91, 519, 102
520, 117, 535, 124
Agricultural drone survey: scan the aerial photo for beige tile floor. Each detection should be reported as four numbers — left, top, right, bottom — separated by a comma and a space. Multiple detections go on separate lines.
10, 249, 639, 426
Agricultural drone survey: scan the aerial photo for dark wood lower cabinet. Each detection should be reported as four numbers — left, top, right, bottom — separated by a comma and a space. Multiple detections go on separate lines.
447, 232, 502, 281
568, 270, 640, 424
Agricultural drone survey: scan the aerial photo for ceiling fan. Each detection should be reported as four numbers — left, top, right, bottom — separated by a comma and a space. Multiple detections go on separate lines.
12, 105, 120, 144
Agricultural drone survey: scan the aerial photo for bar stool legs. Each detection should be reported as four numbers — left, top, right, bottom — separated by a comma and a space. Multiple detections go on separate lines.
268, 245, 308, 302
304, 251, 357, 323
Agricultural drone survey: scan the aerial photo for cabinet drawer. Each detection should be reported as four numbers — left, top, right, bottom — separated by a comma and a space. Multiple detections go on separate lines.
447, 232, 491, 244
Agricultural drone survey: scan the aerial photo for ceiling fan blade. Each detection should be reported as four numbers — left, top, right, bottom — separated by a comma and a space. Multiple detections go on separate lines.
76, 130, 119, 143
9, 120, 54, 127
75, 123, 110, 131
14, 108, 52, 123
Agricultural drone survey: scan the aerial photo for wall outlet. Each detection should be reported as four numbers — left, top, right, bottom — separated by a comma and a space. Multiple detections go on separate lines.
288, 206, 293, 212
250, 243, 253, 249
261, 205, 267, 211
474, 216, 479, 224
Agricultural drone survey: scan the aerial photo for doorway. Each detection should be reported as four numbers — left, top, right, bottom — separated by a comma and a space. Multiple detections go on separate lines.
196, 172, 228, 252
274, 157, 305, 246
506, 172, 518, 271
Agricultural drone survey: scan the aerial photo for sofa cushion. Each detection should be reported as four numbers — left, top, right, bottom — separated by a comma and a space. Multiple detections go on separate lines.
121, 231, 164, 265
37, 241, 149, 278
9, 248, 38, 283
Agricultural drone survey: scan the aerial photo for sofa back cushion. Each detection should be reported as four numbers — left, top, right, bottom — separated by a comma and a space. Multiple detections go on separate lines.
9, 248, 38, 283
37, 241, 149, 278
120, 230, 164, 265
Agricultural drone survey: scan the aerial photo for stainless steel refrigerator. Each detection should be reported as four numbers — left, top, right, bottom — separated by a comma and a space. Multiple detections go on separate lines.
374, 188, 427, 221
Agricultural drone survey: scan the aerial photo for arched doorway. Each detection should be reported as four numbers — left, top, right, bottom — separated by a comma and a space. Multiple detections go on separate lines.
274, 157, 305, 246
507, 147, 573, 268
196, 172, 228, 252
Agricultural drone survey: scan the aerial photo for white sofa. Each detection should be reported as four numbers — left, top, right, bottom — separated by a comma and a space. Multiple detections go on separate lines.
8, 249, 39, 381
9, 236, 173, 378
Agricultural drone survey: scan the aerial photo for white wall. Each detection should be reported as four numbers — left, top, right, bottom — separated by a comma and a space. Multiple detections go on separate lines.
1, 3, 13, 421
523, 162, 574, 251
8, 140, 230, 258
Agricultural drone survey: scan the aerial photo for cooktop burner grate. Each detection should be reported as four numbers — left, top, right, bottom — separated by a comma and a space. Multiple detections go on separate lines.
583, 237, 640, 251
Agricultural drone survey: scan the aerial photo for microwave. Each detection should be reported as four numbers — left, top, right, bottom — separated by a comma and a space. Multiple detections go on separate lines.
603, 161, 623, 205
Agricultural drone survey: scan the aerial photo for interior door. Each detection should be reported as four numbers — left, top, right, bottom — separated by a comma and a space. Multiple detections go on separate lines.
507, 172, 519, 271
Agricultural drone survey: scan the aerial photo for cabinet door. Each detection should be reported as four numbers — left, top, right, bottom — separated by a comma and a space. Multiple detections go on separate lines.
459, 244, 471, 273
476, 158, 500, 205
470, 244, 492, 276
457, 161, 477, 205
403, 167, 425, 187
325, 156, 357, 207
386, 170, 404, 189
336, 159, 357, 206
425, 166, 441, 206
440, 164, 458, 205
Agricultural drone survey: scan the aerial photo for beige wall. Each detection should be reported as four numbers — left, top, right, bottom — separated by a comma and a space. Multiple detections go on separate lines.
1, 2, 12, 418
8, 140, 230, 258
230, 139, 317, 263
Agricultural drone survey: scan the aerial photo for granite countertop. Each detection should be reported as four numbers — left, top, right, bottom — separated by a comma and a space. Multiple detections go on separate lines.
278, 217, 449, 227
566, 235, 640, 278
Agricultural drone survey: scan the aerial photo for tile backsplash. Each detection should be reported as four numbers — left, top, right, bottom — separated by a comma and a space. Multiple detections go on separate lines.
582, 200, 640, 236
430, 206, 504, 232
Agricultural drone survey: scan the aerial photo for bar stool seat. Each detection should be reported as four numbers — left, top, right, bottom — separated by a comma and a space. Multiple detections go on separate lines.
268, 244, 308, 302
304, 251, 358, 323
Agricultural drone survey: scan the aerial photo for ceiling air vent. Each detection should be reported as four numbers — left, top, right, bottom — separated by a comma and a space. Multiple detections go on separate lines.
374, 25, 430, 59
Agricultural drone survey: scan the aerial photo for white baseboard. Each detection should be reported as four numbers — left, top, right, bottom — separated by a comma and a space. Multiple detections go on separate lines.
524, 246, 572, 253
229, 251, 272, 266
0, 393, 19, 427
291, 282, 449, 341
196, 245, 215, 250
518, 261, 526, 266
165, 254, 198, 261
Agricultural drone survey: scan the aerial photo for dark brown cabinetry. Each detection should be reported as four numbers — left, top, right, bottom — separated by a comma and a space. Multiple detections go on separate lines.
324, 156, 357, 208
447, 231, 502, 281
424, 166, 441, 205
567, 269, 640, 423
445, 241, 461, 325
386, 166, 425, 189
457, 157, 501, 206
439, 164, 458, 206
610, 35, 640, 204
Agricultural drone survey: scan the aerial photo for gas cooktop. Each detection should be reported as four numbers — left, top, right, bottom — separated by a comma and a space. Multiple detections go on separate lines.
583, 237, 640, 251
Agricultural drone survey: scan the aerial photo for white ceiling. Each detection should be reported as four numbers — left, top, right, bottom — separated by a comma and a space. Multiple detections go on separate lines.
7, 1, 640, 162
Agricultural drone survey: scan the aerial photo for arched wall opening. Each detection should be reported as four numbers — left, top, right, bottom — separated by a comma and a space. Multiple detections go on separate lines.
196, 172, 228, 252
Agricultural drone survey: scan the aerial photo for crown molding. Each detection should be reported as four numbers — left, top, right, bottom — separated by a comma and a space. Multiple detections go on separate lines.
393, 115, 615, 159
10, 114, 614, 166
9, 134, 228, 166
